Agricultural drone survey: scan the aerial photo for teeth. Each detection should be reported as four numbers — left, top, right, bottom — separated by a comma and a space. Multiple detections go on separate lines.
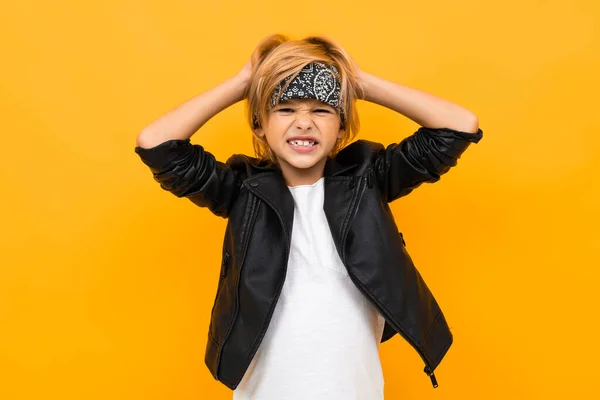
289, 140, 315, 147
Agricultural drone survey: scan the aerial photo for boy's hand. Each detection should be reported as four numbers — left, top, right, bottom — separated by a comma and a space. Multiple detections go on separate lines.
235, 61, 253, 99
349, 56, 363, 79
348, 55, 365, 99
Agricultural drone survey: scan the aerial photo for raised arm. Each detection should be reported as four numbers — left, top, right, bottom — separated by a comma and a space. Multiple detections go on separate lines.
136, 61, 251, 148
134, 62, 252, 218
353, 62, 482, 202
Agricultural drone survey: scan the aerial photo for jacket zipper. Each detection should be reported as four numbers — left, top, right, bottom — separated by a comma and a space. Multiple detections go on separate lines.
341, 174, 439, 389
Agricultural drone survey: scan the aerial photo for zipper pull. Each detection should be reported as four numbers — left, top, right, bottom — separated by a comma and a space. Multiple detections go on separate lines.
366, 171, 372, 188
424, 366, 438, 388
429, 371, 438, 388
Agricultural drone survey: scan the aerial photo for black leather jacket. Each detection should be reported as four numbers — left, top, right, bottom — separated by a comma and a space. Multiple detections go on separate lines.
134, 126, 483, 390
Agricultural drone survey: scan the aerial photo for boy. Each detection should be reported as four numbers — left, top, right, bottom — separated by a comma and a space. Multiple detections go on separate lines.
135, 34, 483, 399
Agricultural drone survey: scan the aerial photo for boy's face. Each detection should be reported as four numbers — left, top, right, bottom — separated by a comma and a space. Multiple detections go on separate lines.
254, 98, 343, 182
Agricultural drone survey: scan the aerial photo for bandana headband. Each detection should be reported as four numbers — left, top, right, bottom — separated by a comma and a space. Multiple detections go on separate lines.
252, 61, 345, 129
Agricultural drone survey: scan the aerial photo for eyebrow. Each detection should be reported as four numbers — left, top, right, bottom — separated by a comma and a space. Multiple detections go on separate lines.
276, 101, 333, 108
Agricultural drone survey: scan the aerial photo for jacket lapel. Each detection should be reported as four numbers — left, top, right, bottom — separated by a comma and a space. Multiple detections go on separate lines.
244, 172, 295, 244
242, 156, 361, 254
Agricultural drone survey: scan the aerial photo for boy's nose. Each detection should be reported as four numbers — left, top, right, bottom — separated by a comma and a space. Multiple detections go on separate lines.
295, 113, 313, 128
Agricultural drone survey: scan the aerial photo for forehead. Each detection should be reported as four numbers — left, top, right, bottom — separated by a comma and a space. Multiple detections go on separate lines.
277, 98, 333, 107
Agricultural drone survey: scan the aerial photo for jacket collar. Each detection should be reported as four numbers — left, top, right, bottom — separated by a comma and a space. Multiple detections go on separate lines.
242, 154, 363, 247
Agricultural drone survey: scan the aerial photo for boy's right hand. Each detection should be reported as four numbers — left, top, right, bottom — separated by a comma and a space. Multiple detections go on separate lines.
235, 61, 253, 99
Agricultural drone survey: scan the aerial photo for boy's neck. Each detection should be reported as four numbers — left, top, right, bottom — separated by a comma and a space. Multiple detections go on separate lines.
279, 158, 327, 188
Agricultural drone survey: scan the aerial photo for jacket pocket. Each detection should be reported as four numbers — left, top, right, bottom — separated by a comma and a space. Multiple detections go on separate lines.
220, 251, 230, 279
209, 250, 230, 334
215, 251, 230, 301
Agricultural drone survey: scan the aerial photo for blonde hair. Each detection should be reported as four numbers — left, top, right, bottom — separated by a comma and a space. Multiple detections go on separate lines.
245, 34, 364, 164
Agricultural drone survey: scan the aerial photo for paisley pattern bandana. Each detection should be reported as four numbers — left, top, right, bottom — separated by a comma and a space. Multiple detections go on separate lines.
253, 61, 345, 129
271, 61, 342, 108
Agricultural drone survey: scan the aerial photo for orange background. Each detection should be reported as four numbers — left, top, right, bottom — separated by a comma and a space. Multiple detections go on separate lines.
1, 1, 599, 399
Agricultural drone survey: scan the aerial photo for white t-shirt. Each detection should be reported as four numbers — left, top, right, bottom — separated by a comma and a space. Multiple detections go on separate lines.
233, 177, 386, 400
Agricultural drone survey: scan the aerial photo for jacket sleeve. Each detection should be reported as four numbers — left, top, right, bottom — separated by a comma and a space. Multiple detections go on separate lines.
372, 126, 483, 203
134, 138, 241, 218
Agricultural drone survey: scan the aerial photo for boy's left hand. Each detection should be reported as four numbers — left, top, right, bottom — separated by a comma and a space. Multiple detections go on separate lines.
347, 55, 366, 99
349, 56, 363, 78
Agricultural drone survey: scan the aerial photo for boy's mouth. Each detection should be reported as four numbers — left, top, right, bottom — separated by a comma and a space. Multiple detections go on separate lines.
287, 139, 318, 153
287, 139, 318, 147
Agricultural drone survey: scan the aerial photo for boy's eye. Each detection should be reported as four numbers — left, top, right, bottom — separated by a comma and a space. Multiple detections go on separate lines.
276, 108, 330, 113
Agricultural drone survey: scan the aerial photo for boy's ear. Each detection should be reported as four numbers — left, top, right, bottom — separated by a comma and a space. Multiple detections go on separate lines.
252, 113, 265, 137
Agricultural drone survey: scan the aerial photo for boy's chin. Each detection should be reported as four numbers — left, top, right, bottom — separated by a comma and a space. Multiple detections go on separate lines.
282, 156, 325, 170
